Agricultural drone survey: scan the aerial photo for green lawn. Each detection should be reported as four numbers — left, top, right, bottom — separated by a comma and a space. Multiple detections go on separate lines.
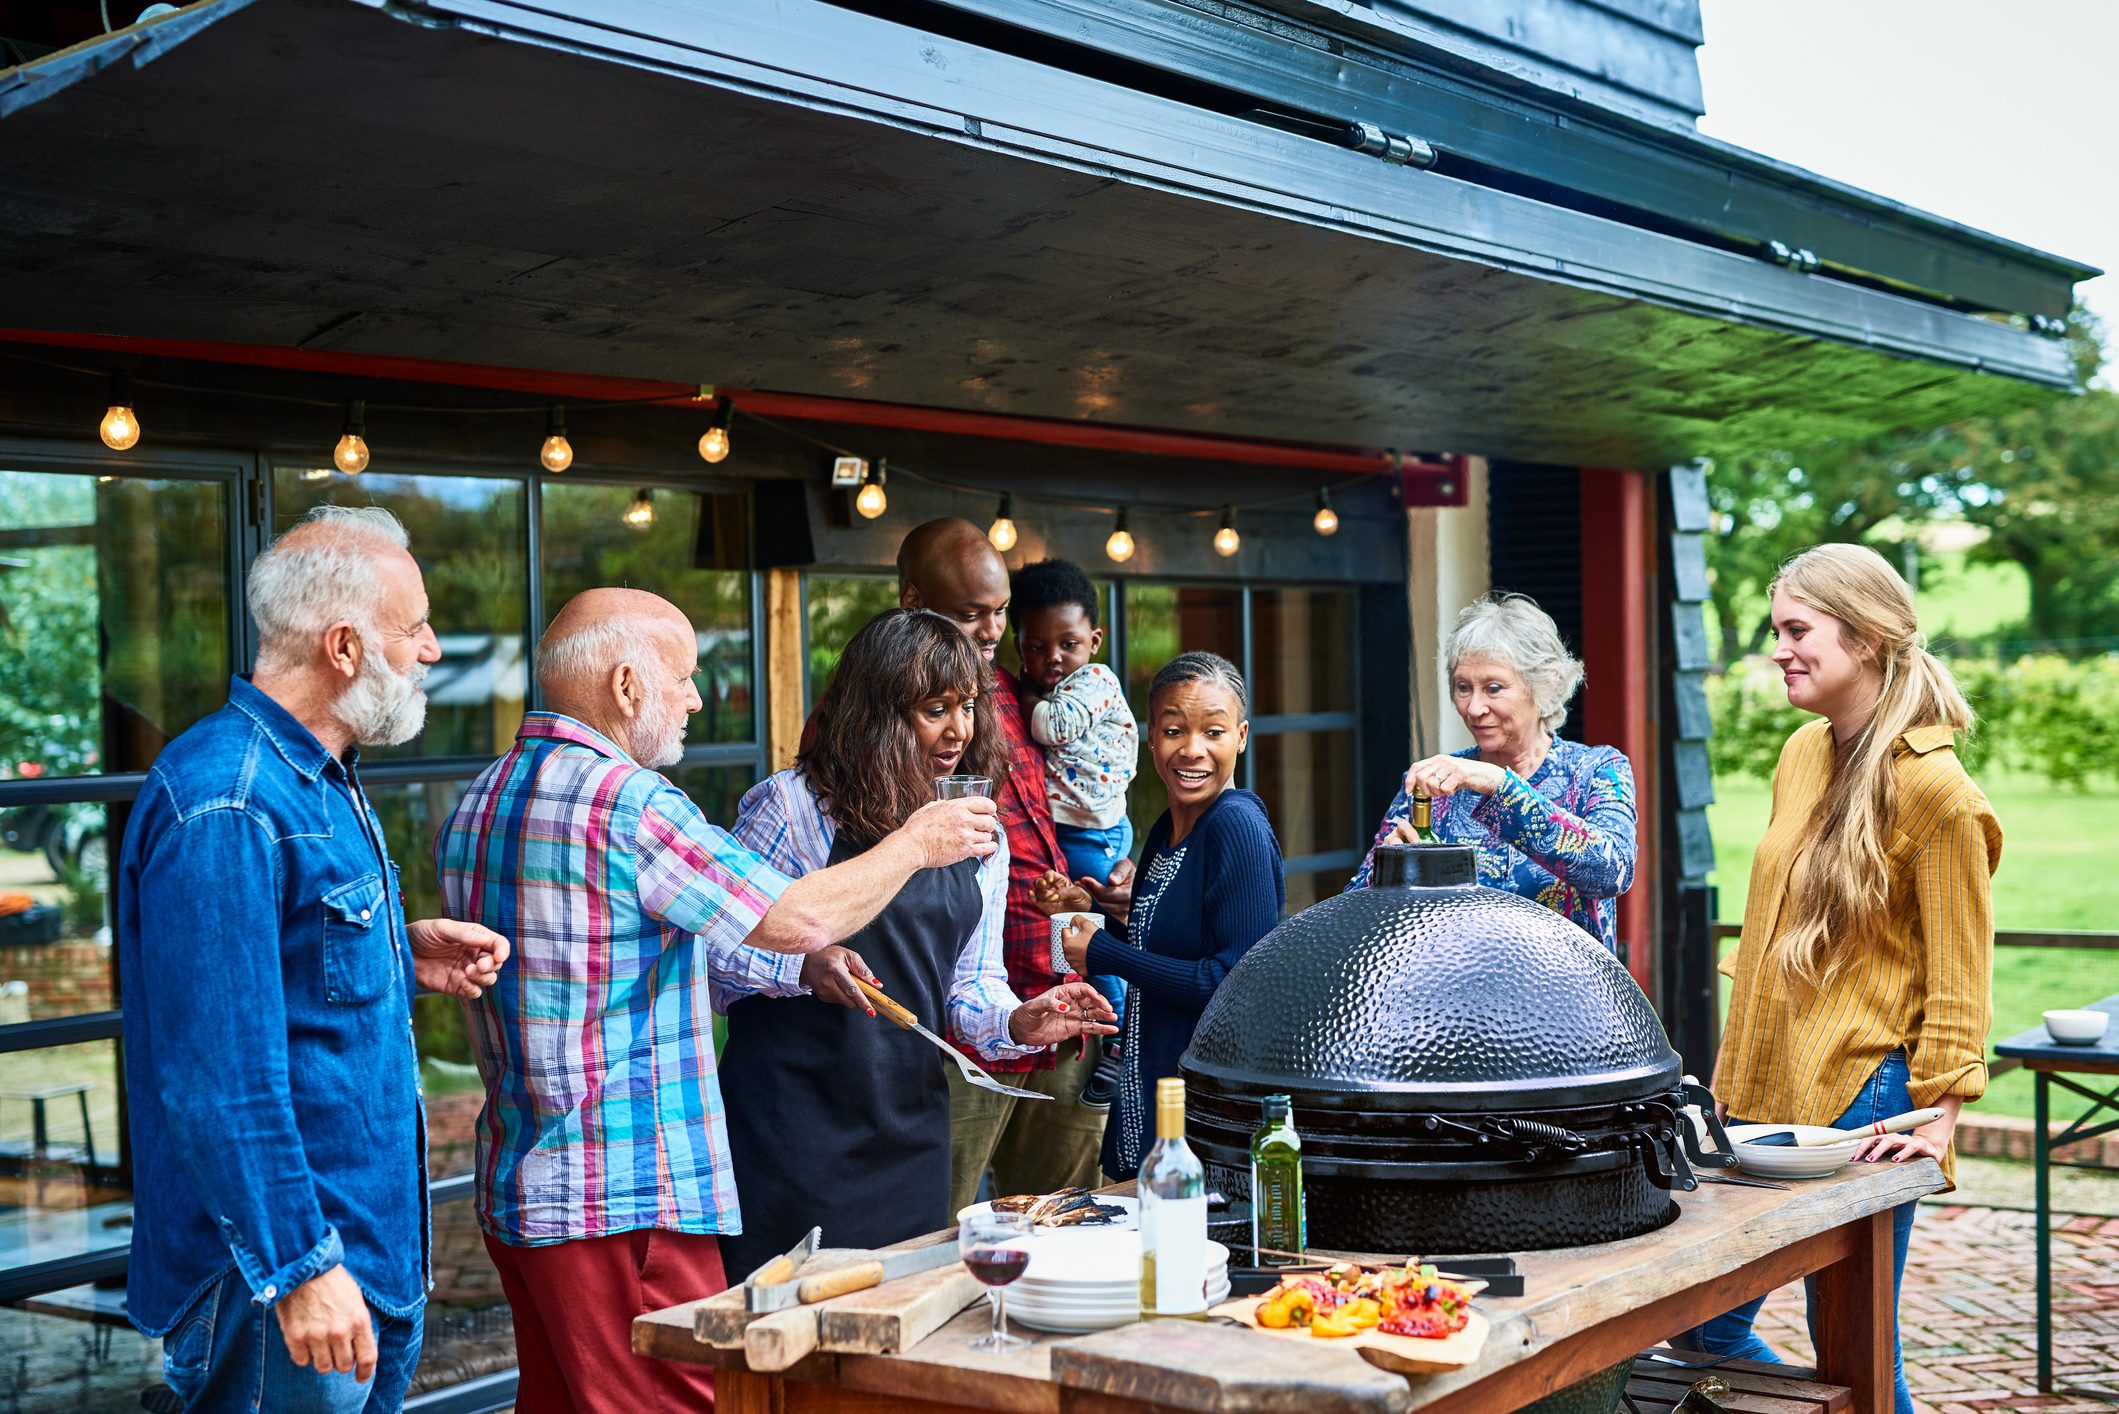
1707, 767, 2119, 1120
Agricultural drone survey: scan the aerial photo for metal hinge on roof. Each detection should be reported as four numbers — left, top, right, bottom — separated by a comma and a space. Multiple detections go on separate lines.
1240, 109, 1438, 170
1766, 241, 1820, 274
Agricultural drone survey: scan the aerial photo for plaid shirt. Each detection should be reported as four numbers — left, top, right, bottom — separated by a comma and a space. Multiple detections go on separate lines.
985, 668, 1069, 1072
435, 713, 801, 1245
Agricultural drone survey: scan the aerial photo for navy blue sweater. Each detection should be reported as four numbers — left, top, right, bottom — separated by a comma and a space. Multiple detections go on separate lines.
1086, 788, 1285, 1177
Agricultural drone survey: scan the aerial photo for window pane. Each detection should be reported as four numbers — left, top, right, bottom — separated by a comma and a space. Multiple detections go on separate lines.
0, 1041, 130, 1286
274, 470, 528, 760
1126, 740, 1168, 846
0, 469, 231, 777
667, 762, 762, 830
418, 1204, 517, 1396
541, 484, 755, 745
0, 803, 116, 1021
1252, 729, 1358, 862
805, 574, 899, 700
0, 1304, 162, 1412
1251, 588, 1354, 715
1121, 584, 1239, 717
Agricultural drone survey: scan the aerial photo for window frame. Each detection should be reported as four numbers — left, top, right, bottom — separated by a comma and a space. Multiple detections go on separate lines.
0, 448, 773, 1322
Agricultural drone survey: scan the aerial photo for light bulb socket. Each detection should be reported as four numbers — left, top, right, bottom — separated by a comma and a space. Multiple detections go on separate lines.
867, 458, 888, 488
996, 492, 1013, 520
711, 399, 734, 434
343, 398, 366, 437
1114, 507, 1130, 534
1217, 505, 1235, 532
1316, 487, 1332, 511
547, 402, 567, 437
110, 371, 132, 406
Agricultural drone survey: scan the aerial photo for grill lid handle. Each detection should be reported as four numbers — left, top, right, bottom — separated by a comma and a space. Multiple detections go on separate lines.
1368, 843, 1478, 888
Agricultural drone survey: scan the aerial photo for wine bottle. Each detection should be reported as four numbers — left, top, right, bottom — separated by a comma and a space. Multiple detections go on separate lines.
1249, 1094, 1305, 1266
1138, 1076, 1208, 1319
1410, 790, 1438, 843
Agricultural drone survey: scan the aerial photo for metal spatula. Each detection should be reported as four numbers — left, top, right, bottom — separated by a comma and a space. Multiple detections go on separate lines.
1744, 1106, 1943, 1148
851, 975, 1052, 1102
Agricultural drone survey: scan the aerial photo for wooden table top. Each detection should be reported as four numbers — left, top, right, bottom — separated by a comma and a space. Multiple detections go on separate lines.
638, 1160, 1941, 1414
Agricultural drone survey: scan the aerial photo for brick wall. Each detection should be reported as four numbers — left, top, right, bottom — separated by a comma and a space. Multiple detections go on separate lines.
1957, 1112, 2119, 1167
0, 941, 114, 1018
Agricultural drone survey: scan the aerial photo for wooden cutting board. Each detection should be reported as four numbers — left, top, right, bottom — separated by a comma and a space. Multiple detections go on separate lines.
1208, 1293, 1489, 1377
690, 1240, 983, 1371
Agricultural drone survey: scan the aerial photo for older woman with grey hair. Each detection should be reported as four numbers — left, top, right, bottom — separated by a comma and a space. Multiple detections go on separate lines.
1349, 594, 1637, 952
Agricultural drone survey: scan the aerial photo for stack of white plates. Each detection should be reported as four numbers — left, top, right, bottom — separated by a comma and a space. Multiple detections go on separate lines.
996, 1230, 1231, 1334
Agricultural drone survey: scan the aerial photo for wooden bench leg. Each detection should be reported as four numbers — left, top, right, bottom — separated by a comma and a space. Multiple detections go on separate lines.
1810, 1208, 1894, 1413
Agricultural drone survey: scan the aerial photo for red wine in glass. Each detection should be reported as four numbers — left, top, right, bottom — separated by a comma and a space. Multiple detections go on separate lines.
964, 1245, 1030, 1287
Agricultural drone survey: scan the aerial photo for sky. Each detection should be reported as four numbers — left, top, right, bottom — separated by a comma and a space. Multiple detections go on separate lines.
1694, 0, 2116, 379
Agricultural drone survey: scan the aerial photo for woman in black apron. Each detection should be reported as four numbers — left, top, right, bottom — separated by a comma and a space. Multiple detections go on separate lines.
719, 609, 1115, 1277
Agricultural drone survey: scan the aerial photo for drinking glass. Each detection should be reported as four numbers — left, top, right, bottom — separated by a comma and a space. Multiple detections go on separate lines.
959, 1210, 1033, 1350
934, 775, 995, 800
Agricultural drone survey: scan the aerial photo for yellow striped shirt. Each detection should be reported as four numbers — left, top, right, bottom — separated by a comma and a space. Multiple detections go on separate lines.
1716, 720, 2001, 1186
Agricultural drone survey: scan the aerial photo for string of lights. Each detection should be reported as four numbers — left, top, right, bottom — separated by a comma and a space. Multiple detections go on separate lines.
11, 344, 1409, 556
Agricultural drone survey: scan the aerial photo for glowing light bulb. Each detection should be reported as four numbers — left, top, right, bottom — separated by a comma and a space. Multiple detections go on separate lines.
855, 480, 888, 519
1105, 509, 1135, 563
334, 399, 369, 474
698, 400, 734, 463
100, 405, 140, 451
622, 488, 656, 530
988, 494, 1018, 552
540, 404, 573, 472
334, 433, 370, 475
1313, 488, 1339, 537
1213, 507, 1240, 557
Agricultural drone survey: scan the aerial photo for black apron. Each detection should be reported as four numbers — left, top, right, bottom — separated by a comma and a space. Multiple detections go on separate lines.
718, 832, 986, 1279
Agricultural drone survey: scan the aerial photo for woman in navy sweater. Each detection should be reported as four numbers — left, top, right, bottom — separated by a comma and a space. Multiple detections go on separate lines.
1061, 651, 1285, 1180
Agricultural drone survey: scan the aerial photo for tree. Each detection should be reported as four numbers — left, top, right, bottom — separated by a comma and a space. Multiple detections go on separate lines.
1915, 308, 2119, 649
1703, 428, 1946, 663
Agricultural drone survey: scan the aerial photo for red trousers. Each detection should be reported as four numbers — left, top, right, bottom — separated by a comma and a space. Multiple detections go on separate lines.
485, 1227, 726, 1414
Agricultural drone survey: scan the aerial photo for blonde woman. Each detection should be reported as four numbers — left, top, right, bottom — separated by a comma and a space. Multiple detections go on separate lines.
1691, 544, 2000, 1414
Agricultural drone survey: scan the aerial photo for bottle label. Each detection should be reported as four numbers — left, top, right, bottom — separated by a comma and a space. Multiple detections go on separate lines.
1150, 1196, 1208, 1314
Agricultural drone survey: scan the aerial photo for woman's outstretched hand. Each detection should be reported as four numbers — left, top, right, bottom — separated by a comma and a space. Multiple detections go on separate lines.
1008, 981, 1118, 1047
1031, 870, 1094, 916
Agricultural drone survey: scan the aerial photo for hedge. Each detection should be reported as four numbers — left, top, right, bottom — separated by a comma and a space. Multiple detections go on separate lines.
1705, 653, 2119, 788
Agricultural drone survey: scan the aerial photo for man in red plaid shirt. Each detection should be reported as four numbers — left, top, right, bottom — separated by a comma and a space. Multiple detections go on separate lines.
892, 520, 1133, 1209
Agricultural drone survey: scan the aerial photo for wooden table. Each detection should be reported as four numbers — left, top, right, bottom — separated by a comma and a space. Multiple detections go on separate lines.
638, 1161, 1938, 1413
1993, 994, 2119, 1395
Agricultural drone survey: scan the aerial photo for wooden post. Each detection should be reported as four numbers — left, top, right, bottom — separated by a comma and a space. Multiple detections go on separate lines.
1810, 1209, 1895, 1413
766, 567, 806, 771
1577, 467, 1651, 988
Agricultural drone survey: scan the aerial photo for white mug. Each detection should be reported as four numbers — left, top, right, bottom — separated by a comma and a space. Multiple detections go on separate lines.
1048, 911, 1106, 975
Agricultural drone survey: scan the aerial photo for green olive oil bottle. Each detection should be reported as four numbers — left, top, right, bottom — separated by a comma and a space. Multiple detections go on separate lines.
1248, 1094, 1305, 1266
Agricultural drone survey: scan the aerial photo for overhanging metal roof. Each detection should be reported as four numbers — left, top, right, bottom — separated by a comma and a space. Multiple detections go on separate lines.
0, 0, 2092, 466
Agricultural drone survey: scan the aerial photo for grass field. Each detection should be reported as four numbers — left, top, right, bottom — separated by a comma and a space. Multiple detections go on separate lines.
1708, 767, 2119, 1120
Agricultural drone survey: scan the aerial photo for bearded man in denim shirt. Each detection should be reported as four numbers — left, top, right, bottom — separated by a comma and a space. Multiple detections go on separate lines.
118, 506, 510, 1412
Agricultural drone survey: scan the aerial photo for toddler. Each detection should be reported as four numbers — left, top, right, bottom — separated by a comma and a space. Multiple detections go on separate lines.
1011, 558, 1137, 1111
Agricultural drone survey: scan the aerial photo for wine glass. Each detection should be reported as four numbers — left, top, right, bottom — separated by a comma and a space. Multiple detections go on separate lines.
959, 1210, 1033, 1350
934, 775, 995, 800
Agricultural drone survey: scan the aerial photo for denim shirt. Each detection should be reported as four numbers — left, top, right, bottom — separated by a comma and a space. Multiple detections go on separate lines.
117, 676, 428, 1336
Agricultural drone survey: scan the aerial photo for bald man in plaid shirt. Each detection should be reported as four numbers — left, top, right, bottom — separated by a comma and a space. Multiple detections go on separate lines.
437, 588, 997, 1414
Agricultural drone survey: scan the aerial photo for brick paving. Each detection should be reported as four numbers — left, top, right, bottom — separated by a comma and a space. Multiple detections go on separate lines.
1753, 1204, 2119, 1413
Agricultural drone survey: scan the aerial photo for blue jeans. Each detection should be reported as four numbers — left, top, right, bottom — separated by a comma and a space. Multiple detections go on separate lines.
1055, 819, 1133, 1025
1684, 1051, 1919, 1414
162, 1267, 424, 1413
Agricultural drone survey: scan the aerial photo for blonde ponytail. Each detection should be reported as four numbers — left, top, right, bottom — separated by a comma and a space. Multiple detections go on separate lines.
1769, 545, 1973, 990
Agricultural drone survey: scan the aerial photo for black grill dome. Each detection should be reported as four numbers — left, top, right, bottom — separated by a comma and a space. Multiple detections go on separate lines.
1181, 843, 1679, 1111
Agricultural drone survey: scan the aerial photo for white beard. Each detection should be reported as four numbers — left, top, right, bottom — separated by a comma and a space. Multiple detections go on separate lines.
339, 634, 430, 747
630, 688, 688, 770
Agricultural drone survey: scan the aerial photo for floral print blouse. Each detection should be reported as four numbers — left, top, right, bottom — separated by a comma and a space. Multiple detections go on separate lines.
1347, 736, 1638, 952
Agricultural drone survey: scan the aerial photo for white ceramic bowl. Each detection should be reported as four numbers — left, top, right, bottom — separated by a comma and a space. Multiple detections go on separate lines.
2043, 1009, 2111, 1045
1721, 1123, 1864, 1179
